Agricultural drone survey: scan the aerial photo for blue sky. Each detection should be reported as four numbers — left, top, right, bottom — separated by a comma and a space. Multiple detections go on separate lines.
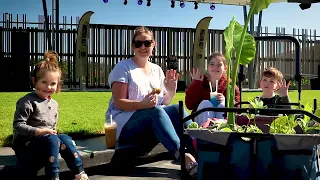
1, 0, 319, 34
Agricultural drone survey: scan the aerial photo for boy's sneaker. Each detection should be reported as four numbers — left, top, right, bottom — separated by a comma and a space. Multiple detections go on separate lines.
75, 171, 89, 180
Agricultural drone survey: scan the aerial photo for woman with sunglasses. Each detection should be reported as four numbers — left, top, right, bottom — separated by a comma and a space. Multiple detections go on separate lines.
106, 26, 198, 177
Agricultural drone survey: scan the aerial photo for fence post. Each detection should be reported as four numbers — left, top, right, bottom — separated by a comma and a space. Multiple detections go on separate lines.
42, 0, 52, 50
168, 27, 172, 57
11, 27, 31, 91
0, 27, 2, 58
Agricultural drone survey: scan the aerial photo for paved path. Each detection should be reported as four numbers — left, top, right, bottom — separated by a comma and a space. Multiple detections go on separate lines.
0, 136, 170, 180
87, 160, 181, 180
55, 159, 181, 180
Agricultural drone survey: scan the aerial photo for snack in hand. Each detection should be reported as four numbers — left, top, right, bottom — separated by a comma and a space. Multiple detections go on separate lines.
152, 88, 161, 94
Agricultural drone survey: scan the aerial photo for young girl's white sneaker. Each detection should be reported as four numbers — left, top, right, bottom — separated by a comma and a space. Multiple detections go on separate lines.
74, 171, 89, 180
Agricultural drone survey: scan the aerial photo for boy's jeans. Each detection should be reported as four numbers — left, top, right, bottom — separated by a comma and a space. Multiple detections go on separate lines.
13, 134, 84, 179
118, 104, 193, 158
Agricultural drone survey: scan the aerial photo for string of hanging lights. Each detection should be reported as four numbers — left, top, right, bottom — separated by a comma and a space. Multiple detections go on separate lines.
103, 0, 216, 10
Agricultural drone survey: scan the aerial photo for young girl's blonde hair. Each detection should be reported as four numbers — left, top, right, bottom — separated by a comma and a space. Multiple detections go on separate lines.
31, 51, 63, 92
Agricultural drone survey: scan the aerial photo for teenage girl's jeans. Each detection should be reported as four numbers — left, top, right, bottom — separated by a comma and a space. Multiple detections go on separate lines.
13, 134, 84, 179
118, 104, 193, 159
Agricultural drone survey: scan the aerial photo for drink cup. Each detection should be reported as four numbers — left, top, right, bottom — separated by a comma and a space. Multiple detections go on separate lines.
210, 92, 219, 107
104, 120, 117, 149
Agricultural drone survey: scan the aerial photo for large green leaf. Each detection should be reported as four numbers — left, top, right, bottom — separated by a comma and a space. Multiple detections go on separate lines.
269, 116, 296, 134
314, 108, 320, 117
303, 103, 313, 123
250, 0, 277, 15
224, 17, 256, 65
220, 127, 233, 132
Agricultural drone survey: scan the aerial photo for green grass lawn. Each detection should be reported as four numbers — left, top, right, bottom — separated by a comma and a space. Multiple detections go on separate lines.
0, 90, 319, 147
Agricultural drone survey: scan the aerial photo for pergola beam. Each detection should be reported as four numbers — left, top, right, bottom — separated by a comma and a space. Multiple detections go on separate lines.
173, 0, 319, 6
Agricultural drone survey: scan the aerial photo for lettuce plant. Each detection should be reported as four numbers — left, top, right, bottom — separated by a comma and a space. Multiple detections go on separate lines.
223, 0, 277, 127
240, 98, 267, 123
269, 103, 320, 134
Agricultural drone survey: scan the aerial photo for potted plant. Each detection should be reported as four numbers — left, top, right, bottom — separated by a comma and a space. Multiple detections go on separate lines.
182, 0, 320, 179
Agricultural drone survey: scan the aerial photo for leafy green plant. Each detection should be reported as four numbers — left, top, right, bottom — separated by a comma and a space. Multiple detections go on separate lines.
289, 80, 297, 87
237, 125, 262, 134
302, 78, 311, 85
236, 124, 263, 141
224, 0, 277, 127
249, 98, 267, 109
210, 121, 233, 132
188, 122, 199, 129
295, 105, 320, 134
187, 120, 233, 132
188, 0, 319, 136
240, 98, 268, 123
187, 118, 262, 137
269, 103, 320, 134
289, 78, 311, 87
269, 115, 297, 134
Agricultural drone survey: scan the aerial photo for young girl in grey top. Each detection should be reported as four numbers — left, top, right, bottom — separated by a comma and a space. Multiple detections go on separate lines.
12, 51, 88, 180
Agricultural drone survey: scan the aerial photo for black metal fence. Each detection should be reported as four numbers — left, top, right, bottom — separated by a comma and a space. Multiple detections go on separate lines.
1, 13, 319, 91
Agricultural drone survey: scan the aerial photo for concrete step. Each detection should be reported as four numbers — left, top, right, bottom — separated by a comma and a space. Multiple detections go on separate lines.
0, 136, 168, 178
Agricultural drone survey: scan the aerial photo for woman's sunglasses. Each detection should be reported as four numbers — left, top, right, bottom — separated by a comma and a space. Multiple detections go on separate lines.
132, 40, 153, 48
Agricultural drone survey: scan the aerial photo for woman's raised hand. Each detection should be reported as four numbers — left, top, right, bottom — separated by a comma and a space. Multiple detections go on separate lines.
164, 69, 179, 93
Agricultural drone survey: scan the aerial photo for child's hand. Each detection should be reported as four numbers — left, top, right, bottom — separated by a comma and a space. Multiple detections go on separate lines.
277, 79, 290, 97
190, 68, 204, 81
35, 128, 57, 136
216, 93, 225, 104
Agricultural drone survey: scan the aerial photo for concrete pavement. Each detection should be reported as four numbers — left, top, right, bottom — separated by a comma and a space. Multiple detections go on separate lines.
0, 136, 169, 179
87, 160, 181, 180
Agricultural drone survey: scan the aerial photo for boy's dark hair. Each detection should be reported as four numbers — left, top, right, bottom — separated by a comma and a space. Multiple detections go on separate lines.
261, 67, 283, 82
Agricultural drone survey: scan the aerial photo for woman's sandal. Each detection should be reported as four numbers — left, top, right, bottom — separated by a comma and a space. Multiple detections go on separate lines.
186, 161, 198, 177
